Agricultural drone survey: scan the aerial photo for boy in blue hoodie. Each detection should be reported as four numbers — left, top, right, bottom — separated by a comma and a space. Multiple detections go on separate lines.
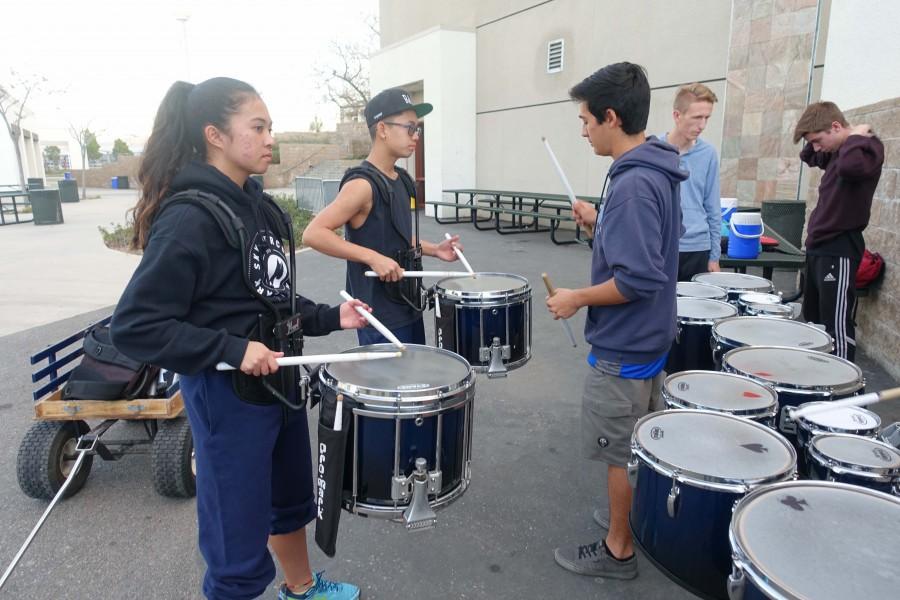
547, 62, 685, 580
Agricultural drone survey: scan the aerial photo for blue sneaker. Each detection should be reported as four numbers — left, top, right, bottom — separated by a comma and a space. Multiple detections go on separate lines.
278, 571, 360, 600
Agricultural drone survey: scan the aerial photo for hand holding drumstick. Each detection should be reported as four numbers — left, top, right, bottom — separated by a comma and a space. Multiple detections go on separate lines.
543, 273, 578, 347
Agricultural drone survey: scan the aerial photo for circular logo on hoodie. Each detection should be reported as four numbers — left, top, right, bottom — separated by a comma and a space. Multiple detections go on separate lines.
249, 231, 290, 300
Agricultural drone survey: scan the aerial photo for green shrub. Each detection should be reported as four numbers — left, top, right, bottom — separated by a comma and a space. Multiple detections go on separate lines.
98, 222, 133, 251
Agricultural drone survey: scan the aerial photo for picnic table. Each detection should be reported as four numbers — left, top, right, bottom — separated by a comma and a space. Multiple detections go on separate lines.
0, 189, 34, 226
430, 189, 603, 245
719, 221, 806, 280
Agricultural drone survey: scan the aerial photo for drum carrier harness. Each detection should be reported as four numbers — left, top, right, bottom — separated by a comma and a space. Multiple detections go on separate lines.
340, 162, 432, 312
159, 190, 314, 411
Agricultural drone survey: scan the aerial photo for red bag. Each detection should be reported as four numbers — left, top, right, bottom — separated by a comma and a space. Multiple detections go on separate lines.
856, 250, 885, 288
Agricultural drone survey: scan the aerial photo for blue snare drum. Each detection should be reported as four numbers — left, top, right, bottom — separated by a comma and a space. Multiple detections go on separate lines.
711, 317, 834, 370
629, 410, 796, 599
434, 273, 531, 378
662, 370, 778, 427
807, 433, 900, 495
668, 298, 737, 373
722, 346, 865, 439
319, 344, 476, 526
728, 481, 900, 599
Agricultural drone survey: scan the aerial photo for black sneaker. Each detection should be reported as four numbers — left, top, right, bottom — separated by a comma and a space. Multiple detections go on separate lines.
553, 539, 637, 580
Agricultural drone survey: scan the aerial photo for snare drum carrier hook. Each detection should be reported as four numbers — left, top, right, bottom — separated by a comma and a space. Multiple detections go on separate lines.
159, 189, 311, 411
340, 162, 433, 312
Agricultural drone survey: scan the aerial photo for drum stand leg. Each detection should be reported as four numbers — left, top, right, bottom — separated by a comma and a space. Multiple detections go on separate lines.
392, 458, 441, 531
480, 337, 511, 378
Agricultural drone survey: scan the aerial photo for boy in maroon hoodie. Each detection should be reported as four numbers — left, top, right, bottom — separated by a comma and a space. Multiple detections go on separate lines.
794, 101, 884, 361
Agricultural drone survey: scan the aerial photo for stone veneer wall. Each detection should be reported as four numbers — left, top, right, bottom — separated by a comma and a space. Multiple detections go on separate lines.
805, 98, 900, 380
720, 0, 824, 206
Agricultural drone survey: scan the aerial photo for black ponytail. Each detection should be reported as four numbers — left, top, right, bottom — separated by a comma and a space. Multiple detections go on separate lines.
131, 77, 258, 249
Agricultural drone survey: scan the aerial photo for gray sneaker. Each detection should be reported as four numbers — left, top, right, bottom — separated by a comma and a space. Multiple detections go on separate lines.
592, 509, 610, 530
553, 540, 637, 579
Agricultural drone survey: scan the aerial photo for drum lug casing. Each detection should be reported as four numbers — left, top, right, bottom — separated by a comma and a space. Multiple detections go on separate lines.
391, 458, 442, 531
626, 457, 639, 488
479, 337, 511, 378
727, 565, 745, 600
666, 478, 681, 519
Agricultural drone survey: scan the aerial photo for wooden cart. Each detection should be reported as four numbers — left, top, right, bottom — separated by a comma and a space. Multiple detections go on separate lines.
16, 316, 195, 500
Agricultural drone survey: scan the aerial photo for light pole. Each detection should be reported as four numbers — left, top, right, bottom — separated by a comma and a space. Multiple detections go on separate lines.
175, 12, 191, 81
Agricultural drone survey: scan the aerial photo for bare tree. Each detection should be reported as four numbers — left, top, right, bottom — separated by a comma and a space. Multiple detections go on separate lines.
315, 15, 379, 122
67, 123, 93, 200
0, 71, 48, 191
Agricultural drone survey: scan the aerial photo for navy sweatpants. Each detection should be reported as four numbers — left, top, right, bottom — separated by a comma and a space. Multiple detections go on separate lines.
180, 371, 317, 600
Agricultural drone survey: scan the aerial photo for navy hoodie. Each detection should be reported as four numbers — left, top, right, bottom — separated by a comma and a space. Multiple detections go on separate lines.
110, 161, 340, 375
585, 137, 687, 364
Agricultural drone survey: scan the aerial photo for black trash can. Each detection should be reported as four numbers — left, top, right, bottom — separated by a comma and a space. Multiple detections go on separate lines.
29, 190, 64, 225
761, 200, 806, 249
58, 179, 79, 203
27, 177, 44, 190
115, 175, 130, 190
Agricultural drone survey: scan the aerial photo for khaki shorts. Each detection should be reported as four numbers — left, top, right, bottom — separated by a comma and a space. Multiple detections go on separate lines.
581, 364, 664, 467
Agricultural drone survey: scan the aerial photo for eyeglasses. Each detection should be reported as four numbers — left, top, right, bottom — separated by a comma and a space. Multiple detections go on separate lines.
383, 121, 423, 137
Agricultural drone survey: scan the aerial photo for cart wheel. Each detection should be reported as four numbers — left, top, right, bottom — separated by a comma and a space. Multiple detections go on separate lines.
152, 417, 196, 498
17, 420, 93, 500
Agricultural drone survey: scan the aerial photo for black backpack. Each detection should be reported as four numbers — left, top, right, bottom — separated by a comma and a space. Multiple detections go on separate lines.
61, 326, 162, 401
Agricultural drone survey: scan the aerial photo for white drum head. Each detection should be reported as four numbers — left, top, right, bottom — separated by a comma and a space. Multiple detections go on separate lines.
811, 434, 900, 470
723, 346, 864, 394
677, 297, 738, 320
732, 481, 900, 599
693, 272, 773, 293
797, 402, 880, 431
676, 281, 727, 299
437, 273, 528, 294
633, 411, 795, 483
714, 317, 833, 351
664, 371, 777, 413
739, 292, 782, 305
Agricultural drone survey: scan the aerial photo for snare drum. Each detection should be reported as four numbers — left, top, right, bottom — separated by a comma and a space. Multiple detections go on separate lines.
792, 402, 881, 475
318, 344, 476, 523
711, 316, 834, 369
668, 298, 737, 373
722, 346, 865, 438
737, 292, 782, 315
728, 481, 900, 599
676, 281, 728, 301
630, 410, 796, 600
663, 370, 778, 427
692, 272, 774, 303
807, 433, 900, 494
434, 273, 531, 378
743, 302, 794, 319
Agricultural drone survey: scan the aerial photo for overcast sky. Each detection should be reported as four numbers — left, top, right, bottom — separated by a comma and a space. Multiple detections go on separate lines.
3, 0, 377, 151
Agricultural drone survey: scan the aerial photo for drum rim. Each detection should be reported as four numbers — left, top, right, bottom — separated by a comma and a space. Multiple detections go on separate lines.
808, 433, 900, 477
713, 316, 835, 353
675, 281, 728, 299
435, 272, 531, 300
722, 345, 864, 395
744, 302, 794, 317
662, 370, 778, 417
729, 480, 900, 599
793, 401, 882, 434
691, 272, 774, 292
737, 292, 783, 305
630, 409, 797, 492
319, 344, 476, 409
676, 297, 738, 323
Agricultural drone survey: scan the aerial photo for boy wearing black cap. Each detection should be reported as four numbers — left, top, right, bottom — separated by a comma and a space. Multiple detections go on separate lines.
304, 88, 462, 344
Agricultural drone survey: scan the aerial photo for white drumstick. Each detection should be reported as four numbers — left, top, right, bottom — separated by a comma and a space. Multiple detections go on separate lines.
444, 232, 475, 275
334, 394, 343, 432
215, 351, 401, 371
364, 270, 470, 278
542, 136, 578, 207
339, 289, 406, 350
789, 386, 900, 420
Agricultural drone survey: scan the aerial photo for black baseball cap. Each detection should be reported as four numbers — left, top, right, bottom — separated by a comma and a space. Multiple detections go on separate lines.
365, 88, 433, 129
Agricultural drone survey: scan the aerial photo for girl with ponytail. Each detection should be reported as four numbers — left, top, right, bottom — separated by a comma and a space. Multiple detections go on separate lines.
111, 78, 363, 600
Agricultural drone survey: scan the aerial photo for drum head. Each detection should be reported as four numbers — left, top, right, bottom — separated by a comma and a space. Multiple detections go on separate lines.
664, 371, 777, 413
797, 402, 881, 431
732, 481, 900, 599
676, 281, 727, 299
713, 316, 833, 351
633, 411, 795, 484
739, 292, 782, 305
323, 344, 472, 400
811, 434, 900, 471
677, 297, 737, 320
437, 273, 528, 295
692, 272, 772, 292
724, 346, 864, 394
747, 303, 794, 317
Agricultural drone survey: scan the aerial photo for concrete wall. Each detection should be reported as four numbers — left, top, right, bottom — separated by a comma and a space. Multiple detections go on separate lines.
820, 0, 900, 111
1, 124, 46, 187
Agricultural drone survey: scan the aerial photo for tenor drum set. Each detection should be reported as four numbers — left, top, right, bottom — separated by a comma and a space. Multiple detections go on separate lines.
636, 270, 900, 599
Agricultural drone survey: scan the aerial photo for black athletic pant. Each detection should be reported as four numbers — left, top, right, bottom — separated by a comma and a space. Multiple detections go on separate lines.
802, 254, 859, 361
678, 250, 710, 282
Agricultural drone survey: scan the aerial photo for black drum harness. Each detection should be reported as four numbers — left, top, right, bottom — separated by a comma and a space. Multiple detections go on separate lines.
340, 163, 433, 313
160, 190, 313, 411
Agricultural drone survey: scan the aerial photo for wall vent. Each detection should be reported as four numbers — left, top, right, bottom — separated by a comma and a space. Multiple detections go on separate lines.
547, 39, 564, 73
